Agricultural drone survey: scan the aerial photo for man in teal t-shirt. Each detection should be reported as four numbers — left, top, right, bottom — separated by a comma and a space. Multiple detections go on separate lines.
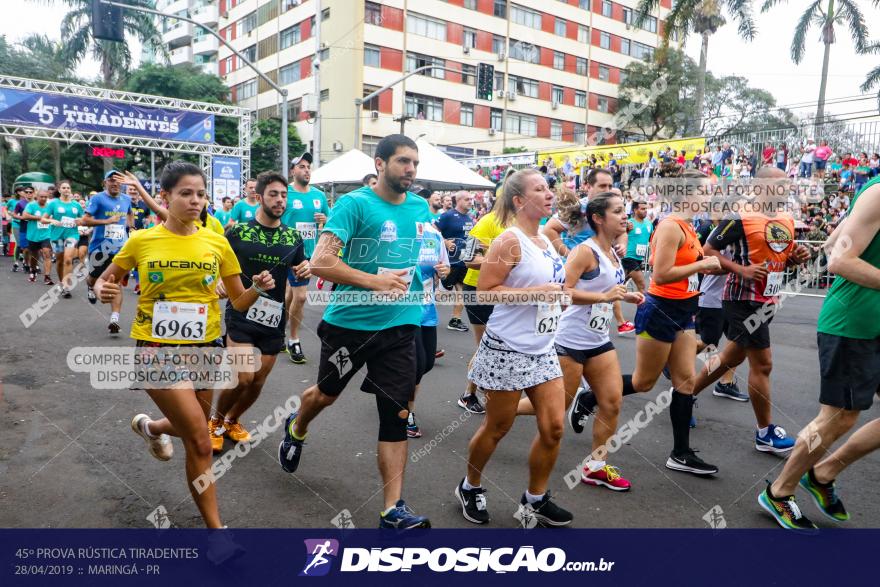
282, 152, 330, 363
45, 181, 84, 295
22, 189, 54, 283
278, 135, 432, 531
231, 178, 259, 223
213, 197, 233, 229
622, 199, 653, 293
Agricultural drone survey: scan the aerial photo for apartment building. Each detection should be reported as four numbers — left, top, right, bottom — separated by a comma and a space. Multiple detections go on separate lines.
218, 0, 671, 163
148, 0, 221, 74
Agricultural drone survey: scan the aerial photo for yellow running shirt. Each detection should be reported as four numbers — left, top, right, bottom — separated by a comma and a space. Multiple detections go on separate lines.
463, 211, 505, 287
112, 224, 241, 343
205, 214, 226, 236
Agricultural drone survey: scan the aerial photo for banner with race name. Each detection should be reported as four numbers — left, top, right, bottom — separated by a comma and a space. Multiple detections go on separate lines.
0, 88, 215, 144
539, 136, 706, 168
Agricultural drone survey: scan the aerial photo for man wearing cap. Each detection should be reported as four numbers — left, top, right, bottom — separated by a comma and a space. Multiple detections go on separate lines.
81, 170, 133, 335
282, 152, 329, 363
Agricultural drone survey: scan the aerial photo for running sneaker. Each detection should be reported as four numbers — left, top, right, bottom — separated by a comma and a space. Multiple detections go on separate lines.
755, 424, 795, 454
208, 418, 224, 453
379, 500, 431, 530
286, 341, 306, 364
130, 414, 173, 461
43, 276, 54, 286
713, 381, 749, 402
224, 420, 252, 443
519, 492, 573, 527
278, 412, 306, 473
582, 465, 631, 492
457, 393, 485, 414
758, 484, 818, 531
447, 317, 469, 332
11, 262, 19, 272
28, 272, 36, 283
800, 469, 850, 522
455, 479, 489, 524
567, 387, 593, 434
617, 321, 636, 335
665, 449, 718, 475
133, 283, 140, 295
87, 287, 97, 304
108, 320, 120, 335
435, 349, 445, 359
61, 288, 71, 299
406, 412, 422, 439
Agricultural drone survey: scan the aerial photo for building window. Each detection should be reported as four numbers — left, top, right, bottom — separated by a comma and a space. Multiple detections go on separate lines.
573, 123, 585, 143
460, 103, 474, 126
319, 47, 329, 61
405, 93, 443, 121
597, 96, 609, 113
461, 63, 476, 85
282, 0, 301, 10
224, 55, 234, 72
365, 1, 382, 25
493, 0, 506, 18
579, 0, 589, 7
242, 44, 257, 62
632, 41, 654, 60
600, 31, 611, 49
640, 15, 658, 33
510, 5, 541, 29
555, 18, 566, 37
320, 88, 329, 101
490, 108, 503, 130
463, 27, 477, 48
494, 71, 505, 91
464, 0, 477, 8
237, 79, 257, 100
510, 75, 539, 98
362, 85, 381, 111
598, 64, 610, 81
492, 35, 506, 55
553, 51, 564, 70
279, 23, 301, 49
237, 11, 257, 36
576, 56, 587, 75
510, 39, 539, 64
551, 120, 562, 141
406, 53, 445, 79
364, 44, 380, 67
602, 0, 612, 17
551, 86, 563, 104
408, 12, 446, 41
622, 7, 632, 25
322, 7, 330, 20
575, 90, 586, 107
578, 25, 589, 43
506, 112, 537, 136
620, 38, 630, 56
279, 62, 302, 84
619, 70, 628, 84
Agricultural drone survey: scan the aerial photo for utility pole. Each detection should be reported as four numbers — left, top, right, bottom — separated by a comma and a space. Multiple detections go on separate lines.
100, 0, 290, 173
313, 0, 322, 168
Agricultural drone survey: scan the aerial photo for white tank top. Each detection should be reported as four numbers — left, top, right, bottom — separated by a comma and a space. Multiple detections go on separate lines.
556, 238, 624, 350
486, 227, 566, 354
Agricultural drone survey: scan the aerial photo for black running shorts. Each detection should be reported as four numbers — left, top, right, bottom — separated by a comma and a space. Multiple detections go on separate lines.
818, 333, 880, 411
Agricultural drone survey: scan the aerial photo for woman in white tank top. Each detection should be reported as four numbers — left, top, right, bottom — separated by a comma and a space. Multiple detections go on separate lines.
456, 169, 573, 528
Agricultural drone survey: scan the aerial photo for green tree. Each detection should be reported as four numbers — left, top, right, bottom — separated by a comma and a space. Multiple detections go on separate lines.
33, 0, 163, 88
635, 0, 757, 134
762, 0, 875, 128
251, 118, 306, 175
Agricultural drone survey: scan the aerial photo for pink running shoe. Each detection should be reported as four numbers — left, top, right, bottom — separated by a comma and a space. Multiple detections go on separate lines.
582, 465, 631, 492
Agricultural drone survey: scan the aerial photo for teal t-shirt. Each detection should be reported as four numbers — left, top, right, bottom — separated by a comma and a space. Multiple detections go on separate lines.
282, 185, 329, 259
24, 201, 53, 242
214, 209, 232, 228
46, 199, 84, 241
625, 217, 653, 260
231, 199, 259, 223
321, 187, 433, 331
6, 198, 20, 227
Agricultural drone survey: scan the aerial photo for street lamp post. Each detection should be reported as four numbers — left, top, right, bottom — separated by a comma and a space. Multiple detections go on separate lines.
100, 0, 290, 173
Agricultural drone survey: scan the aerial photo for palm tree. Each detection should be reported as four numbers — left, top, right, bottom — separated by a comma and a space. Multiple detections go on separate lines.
762, 0, 873, 130
31, 0, 163, 88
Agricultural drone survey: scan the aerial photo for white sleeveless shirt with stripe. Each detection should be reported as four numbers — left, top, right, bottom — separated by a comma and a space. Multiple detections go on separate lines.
556, 238, 625, 350
485, 226, 566, 354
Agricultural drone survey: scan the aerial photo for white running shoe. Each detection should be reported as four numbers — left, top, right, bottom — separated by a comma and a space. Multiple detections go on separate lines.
131, 414, 173, 461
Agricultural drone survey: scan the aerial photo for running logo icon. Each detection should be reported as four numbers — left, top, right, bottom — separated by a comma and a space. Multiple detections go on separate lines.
300, 539, 339, 576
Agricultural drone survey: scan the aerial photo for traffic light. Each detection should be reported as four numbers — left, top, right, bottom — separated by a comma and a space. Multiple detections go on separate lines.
91, 0, 124, 42
476, 63, 494, 101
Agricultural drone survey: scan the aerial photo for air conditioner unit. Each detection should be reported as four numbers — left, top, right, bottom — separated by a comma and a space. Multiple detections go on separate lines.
551, 100, 559, 110
333, 141, 343, 152
488, 128, 496, 136
370, 110, 379, 120
507, 91, 516, 101
497, 51, 506, 61
462, 45, 470, 54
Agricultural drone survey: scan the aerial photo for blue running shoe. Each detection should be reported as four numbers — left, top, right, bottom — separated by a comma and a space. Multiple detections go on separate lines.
278, 412, 306, 473
379, 500, 431, 530
755, 424, 795, 454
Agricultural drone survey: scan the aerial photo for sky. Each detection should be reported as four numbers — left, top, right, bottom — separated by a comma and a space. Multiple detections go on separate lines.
1, 1, 878, 122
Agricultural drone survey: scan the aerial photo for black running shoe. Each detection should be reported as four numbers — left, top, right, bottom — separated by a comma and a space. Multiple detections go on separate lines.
108, 320, 120, 335
11, 262, 19, 272
447, 317, 469, 332
455, 479, 489, 524
87, 287, 97, 304
713, 381, 749, 402
61, 288, 71, 299
665, 449, 718, 475
519, 492, 573, 527
286, 341, 306, 364
278, 412, 306, 473
457, 393, 485, 414
567, 387, 593, 434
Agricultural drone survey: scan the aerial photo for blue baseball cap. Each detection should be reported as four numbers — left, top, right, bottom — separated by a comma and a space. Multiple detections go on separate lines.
104, 169, 121, 180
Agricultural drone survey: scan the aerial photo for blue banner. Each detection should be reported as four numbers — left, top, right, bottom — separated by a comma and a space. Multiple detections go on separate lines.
0, 88, 215, 143
211, 156, 242, 208
1, 529, 876, 585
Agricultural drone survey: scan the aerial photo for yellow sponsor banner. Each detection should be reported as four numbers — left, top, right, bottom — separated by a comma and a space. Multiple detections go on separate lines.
539, 137, 707, 168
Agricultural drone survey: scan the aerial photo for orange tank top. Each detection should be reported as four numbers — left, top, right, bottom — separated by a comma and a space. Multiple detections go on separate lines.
648, 217, 702, 300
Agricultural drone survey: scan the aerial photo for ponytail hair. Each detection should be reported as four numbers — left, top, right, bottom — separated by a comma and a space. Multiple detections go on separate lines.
555, 187, 585, 230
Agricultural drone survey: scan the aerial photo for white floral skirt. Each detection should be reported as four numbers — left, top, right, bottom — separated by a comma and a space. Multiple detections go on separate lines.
468, 330, 562, 391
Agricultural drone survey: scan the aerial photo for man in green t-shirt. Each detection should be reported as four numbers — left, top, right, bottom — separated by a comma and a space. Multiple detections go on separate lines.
278, 135, 431, 530
230, 178, 259, 223
213, 197, 233, 229
761, 177, 880, 531
22, 189, 55, 284
281, 152, 329, 363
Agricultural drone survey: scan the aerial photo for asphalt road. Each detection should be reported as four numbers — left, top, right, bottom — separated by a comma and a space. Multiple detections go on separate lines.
1, 255, 878, 530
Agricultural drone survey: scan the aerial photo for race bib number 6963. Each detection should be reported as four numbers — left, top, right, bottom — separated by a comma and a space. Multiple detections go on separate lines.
151, 301, 207, 341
